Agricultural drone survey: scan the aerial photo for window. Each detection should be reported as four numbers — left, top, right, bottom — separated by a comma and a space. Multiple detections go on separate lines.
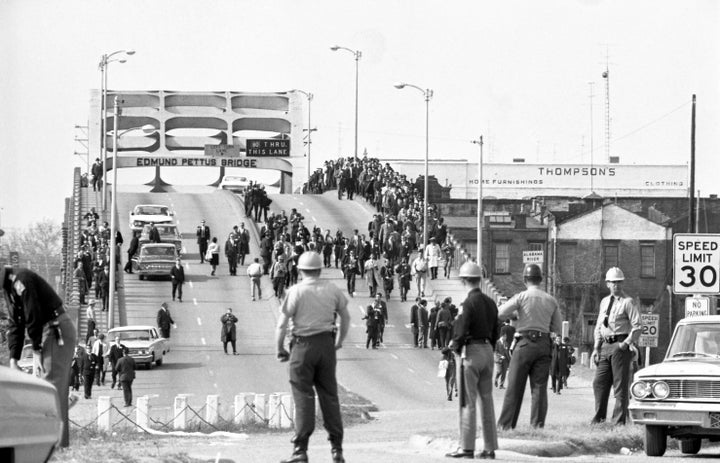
559, 243, 576, 282
640, 244, 655, 278
494, 242, 510, 274
603, 243, 618, 270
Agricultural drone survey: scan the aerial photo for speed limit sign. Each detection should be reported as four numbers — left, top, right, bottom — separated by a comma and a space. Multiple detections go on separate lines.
673, 234, 720, 295
638, 314, 659, 348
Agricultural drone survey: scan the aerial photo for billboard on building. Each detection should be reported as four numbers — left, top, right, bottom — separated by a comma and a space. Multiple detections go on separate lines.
388, 160, 687, 199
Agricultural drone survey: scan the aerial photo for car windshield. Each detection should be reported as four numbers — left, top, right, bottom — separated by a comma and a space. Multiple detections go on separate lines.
157, 226, 178, 237
136, 206, 169, 216
225, 177, 247, 183
141, 246, 176, 257
666, 323, 720, 360
113, 330, 151, 341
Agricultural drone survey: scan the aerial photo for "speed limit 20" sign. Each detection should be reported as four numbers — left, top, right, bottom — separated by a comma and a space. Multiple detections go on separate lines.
673, 234, 720, 294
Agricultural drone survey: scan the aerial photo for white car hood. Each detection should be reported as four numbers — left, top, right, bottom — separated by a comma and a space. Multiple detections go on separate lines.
132, 215, 173, 223
122, 340, 154, 348
636, 360, 720, 379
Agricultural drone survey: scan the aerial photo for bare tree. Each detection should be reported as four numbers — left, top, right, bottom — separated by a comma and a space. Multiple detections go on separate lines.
6, 219, 63, 283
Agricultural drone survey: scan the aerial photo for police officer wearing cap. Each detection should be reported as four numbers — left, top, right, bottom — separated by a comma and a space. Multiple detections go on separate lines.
591, 266, 640, 425
275, 252, 351, 463
497, 263, 562, 430
2, 265, 77, 447
446, 261, 498, 459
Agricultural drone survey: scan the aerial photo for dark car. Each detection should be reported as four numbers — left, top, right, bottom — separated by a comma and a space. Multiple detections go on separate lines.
139, 223, 183, 254
132, 243, 178, 280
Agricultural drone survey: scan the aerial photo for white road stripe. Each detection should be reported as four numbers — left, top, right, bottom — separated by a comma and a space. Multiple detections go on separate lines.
201, 337, 206, 345
312, 216, 317, 222
188, 281, 194, 288
196, 317, 202, 326
424, 380, 432, 386
407, 368, 415, 374
193, 298, 198, 305
298, 201, 303, 205
391, 354, 399, 360
305, 208, 311, 213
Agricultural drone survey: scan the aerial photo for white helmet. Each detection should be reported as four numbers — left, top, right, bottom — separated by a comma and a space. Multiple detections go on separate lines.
297, 252, 322, 270
605, 267, 625, 282
458, 261, 483, 278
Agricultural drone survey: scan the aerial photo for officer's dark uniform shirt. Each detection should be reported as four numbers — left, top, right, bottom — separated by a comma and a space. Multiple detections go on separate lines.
451, 288, 499, 348
5, 268, 64, 359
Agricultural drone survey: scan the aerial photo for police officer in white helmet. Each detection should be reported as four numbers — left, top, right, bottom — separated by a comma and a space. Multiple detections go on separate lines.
590, 267, 640, 425
275, 252, 351, 463
446, 261, 499, 459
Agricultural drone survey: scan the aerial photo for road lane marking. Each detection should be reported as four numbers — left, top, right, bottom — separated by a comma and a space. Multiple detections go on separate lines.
305, 208, 311, 213
193, 298, 198, 305
391, 354, 399, 360
188, 281, 194, 288
312, 216, 317, 222
196, 317, 202, 326
424, 380, 432, 386
298, 201, 303, 205
407, 368, 415, 374
201, 337, 206, 345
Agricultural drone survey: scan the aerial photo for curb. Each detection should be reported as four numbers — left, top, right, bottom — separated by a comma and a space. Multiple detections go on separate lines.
409, 434, 579, 458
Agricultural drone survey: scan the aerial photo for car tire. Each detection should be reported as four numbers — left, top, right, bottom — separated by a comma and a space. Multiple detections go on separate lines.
644, 425, 667, 457
156, 357, 163, 367
139, 274, 145, 281
680, 438, 702, 454
147, 354, 155, 369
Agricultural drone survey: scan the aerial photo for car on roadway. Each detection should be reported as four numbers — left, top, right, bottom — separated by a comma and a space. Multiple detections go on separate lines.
218, 175, 250, 193
0, 364, 62, 462
107, 325, 169, 369
139, 223, 183, 254
630, 315, 720, 456
131, 243, 178, 280
128, 204, 174, 231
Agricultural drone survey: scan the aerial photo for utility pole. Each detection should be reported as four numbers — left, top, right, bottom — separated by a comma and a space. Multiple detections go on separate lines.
689, 94, 696, 233
602, 50, 611, 162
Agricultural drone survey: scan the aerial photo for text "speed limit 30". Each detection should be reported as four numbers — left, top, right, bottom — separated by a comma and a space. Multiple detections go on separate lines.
673, 234, 720, 294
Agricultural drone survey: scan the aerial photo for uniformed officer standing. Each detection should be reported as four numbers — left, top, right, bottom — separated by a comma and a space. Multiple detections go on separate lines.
497, 264, 562, 430
2, 266, 77, 447
446, 262, 499, 459
275, 252, 351, 463
591, 267, 641, 425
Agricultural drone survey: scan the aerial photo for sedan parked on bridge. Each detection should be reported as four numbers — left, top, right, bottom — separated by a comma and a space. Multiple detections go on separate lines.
107, 325, 169, 369
218, 175, 250, 193
139, 223, 183, 254
132, 243, 178, 280
128, 204, 174, 231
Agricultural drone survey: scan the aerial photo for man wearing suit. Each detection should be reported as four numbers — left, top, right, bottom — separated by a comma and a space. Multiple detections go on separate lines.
124, 231, 139, 274
107, 335, 126, 389
148, 223, 161, 243
170, 259, 185, 302
157, 302, 175, 338
196, 220, 210, 263
98, 265, 110, 311
115, 346, 136, 407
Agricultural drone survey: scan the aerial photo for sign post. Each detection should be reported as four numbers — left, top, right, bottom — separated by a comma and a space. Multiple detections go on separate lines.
673, 234, 720, 294
639, 313, 659, 368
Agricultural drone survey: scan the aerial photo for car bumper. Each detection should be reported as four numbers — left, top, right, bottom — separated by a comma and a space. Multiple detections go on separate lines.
630, 401, 720, 428
128, 354, 153, 364
136, 267, 173, 275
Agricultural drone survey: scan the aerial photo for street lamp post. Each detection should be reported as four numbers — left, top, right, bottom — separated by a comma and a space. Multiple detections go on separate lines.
394, 82, 433, 253
293, 89, 315, 186
330, 45, 361, 160
99, 49, 135, 211
471, 136, 484, 269
108, 96, 153, 329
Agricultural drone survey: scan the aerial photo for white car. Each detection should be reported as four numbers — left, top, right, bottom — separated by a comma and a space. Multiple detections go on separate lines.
107, 325, 169, 369
128, 204, 174, 231
0, 365, 62, 462
218, 175, 250, 193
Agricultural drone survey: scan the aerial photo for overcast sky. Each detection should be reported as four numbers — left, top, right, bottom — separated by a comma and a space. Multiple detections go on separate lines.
1, 0, 718, 229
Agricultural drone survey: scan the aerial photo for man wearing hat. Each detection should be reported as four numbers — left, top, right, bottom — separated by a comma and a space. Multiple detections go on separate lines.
170, 258, 185, 302
2, 265, 77, 447
496, 264, 562, 431
590, 267, 641, 425
446, 261, 498, 459
196, 220, 211, 264
157, 302, 175, 339
91, 157, 103, 191
275, 252, 350, 463
270, 254, 288, 299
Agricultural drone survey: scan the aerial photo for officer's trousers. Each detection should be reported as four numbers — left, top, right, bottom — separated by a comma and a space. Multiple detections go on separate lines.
497, 335, 552, 429
288, 332, 343, 450
458, 344, 498, 452
592, 342, 632, 425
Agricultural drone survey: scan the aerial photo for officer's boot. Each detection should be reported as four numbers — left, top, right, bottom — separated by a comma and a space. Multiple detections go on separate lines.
330, 436, 344, 463
280, 437, 308, 463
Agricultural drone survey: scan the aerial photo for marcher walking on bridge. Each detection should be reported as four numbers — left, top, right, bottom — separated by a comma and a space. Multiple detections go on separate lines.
424, 237, 441, 280
247, 258, 263, 301
115, 346, 136, 407
342, 250, 360, 296
196, 220, 210, 264
170, 258, 185, 302
497, 264, 562, 430
2, 265, 78, 447
225, 233, 238, 276
124, 231, 139, 274
206, 237, 220, 276
446, 261, 498, 459
157, 302, 175, 339
275, 252, 350, 463
412, 252, 428, 297
237, 223, 250, 266
220, 308, 239, 355
590, 267, 640, 426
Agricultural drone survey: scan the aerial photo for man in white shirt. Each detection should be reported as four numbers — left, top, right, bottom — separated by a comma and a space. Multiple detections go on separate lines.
247, 257, 263, 301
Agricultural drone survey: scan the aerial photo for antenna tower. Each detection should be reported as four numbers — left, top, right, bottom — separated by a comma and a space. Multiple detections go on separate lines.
602, 49, 611, 162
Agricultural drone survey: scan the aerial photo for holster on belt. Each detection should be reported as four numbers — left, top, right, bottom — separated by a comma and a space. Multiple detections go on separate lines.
48, 320, 64, 346
458, 348, 467, 408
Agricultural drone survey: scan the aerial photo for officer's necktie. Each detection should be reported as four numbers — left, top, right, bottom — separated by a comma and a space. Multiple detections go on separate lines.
603, 296, 615, 328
